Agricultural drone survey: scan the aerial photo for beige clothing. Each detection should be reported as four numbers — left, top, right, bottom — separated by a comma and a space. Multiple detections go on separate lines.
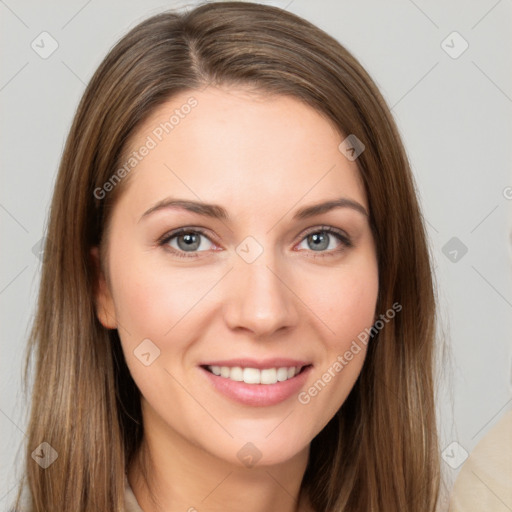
125, 476, 144, 511
449, 410, 512, 511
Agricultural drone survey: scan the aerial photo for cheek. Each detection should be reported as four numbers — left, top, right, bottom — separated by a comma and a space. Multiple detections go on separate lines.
107, 250, 205, 397
302, 258, 379, 347
109, 248, 207, 342
294, 257, 378, 426
332, 274, 378, 343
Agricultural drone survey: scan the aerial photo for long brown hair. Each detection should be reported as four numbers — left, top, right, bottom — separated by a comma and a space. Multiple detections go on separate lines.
14, 2, 441, 510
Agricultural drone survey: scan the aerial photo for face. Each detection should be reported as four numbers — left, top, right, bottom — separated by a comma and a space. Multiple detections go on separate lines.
93, 86, 379, 468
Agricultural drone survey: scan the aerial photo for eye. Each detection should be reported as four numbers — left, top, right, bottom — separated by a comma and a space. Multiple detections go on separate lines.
158, 228, 215, 258
295, 226, 353, 258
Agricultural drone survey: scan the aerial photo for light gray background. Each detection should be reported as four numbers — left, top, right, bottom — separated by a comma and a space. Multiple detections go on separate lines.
1, 0, 511, 509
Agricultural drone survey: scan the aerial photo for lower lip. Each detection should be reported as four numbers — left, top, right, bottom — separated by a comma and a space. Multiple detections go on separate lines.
200, 366, 312, 407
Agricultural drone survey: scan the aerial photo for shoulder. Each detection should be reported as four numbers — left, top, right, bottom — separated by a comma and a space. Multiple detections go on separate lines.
449, 411, 512, 511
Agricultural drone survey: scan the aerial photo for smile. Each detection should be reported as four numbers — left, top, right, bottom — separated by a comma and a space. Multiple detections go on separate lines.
199, 360, 313, 407
205, 365, 305, 384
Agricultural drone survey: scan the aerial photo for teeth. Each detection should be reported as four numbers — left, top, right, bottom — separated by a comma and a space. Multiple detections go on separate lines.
276, 367, 289, 381
260, 368, 277, 385
230, 366, 243, 381
243, 367, 260, 384
207, 365, 303, 384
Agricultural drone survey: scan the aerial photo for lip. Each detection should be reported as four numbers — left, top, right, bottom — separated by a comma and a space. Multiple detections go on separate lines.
199, 361, 313, 407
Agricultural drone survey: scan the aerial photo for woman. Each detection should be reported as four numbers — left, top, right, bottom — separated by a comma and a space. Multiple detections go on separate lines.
14, 2, 441, 510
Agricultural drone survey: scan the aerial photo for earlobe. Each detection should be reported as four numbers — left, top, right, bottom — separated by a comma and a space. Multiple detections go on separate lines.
90, 246, 118, 329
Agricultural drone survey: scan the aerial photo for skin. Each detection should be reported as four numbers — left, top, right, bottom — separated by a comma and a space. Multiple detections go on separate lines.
92, 86, 379, 512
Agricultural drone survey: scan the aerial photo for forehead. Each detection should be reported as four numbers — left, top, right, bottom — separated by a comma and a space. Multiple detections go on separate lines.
115, 86, 367, 219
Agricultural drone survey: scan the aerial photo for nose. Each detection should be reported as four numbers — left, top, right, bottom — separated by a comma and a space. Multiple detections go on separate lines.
223, 250, 300, 338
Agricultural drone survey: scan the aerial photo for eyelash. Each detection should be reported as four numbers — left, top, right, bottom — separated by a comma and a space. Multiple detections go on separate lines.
157, 226, 353, 259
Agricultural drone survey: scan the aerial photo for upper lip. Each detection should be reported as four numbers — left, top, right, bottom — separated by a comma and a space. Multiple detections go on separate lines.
200, 358, 312, 370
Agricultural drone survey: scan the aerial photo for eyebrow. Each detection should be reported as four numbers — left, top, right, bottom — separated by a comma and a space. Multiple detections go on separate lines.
139, 196, 369, 223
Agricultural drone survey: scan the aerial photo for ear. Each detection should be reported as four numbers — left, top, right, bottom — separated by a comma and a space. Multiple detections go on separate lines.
90, 246, 118, 329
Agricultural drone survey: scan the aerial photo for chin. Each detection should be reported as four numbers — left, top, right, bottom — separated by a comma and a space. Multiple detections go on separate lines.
200, 429, 311, 470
